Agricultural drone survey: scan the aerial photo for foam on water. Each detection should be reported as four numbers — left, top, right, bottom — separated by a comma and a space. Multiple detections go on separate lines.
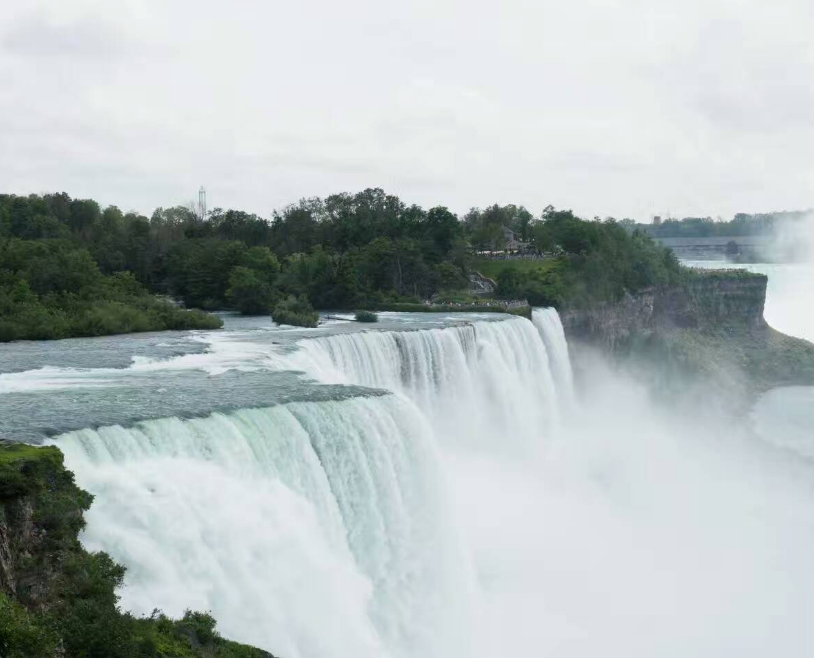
51, 396, 475, 658
42, 305, 814, 658
291, 316, 566, 455
47, 313, 572, 656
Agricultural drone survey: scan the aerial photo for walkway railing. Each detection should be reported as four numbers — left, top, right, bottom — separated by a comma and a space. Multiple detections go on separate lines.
423, 298, 528, 310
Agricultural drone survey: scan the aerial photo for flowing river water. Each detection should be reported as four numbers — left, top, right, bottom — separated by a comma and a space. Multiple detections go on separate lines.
1, 273, 813, 656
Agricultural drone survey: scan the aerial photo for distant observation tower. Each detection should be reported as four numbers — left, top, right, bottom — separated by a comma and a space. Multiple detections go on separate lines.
198, 186, 207, 221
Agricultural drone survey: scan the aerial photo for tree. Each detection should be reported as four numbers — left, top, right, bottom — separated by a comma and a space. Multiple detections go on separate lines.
226, 267, 277, 315
434, 262, 468, 290
68, 199, 101, 240
272, 295, 319, 327
471, 223, 505, 253
242, 246, 280, 278
167, 239, 246, 308
271, 201, 320, 256
423, 206, 461, 261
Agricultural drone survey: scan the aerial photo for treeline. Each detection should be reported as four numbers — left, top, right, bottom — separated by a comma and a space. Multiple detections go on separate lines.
160, 190, 473, 311
629, 210, 811, 239
491, 208, 684, 307
1, 189, 687, 339
1, 189, 473, 332
0, 245, 221, 343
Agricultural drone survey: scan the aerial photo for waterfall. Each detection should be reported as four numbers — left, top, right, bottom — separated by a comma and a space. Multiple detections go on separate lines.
50, 311, 578, 657
532, 307, 574, 407
50, 396, 475, 658
291, 315, 569, 455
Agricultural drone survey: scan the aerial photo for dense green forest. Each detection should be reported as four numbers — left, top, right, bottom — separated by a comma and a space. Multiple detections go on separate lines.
0, 194, 223, 341
1, 189, 686, 340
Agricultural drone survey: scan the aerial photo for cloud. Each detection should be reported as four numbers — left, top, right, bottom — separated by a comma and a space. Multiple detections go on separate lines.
2, 14, 121, 60
0, 0, 812, 220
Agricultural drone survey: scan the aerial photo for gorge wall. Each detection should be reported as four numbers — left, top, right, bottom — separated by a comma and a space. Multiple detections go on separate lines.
560, 271, 814, 401
560, 271, 768, 347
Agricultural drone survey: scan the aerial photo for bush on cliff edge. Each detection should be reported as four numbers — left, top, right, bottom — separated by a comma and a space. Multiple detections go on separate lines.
0, 444, 272, 658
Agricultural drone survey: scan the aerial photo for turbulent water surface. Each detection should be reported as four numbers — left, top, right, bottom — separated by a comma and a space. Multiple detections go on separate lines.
2, 287, 814, 656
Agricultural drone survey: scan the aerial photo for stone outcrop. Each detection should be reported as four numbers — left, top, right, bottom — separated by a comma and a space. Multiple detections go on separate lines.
560, 271, 814, 403
0, 443, 275, 657
561, 271, 768, 347
0, 444, 82, 611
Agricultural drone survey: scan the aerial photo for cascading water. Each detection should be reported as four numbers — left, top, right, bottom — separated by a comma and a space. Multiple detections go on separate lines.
32, 306, 814, 657
48, 312, 572, 658
51, 396, 474, 658
292, 315, 568, 455
532, 307, 574, 396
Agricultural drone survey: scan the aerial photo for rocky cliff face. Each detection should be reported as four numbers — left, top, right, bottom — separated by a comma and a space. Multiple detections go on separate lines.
560, 271, 814, 402
1, 492, 49, 605
0, 445, 87, 611
0, 495, 32, 598
561, 271, 768, 347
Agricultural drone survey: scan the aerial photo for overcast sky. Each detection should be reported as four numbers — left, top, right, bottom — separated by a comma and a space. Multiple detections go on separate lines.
1, 0, 812, 221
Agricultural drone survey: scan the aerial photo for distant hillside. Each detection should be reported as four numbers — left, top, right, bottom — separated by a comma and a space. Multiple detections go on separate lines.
629, 210, 811, 239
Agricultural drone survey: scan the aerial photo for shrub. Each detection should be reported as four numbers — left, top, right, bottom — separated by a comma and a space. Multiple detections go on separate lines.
226, 266, 278, 315
272, 295, 319, 328
355, 310, 378, 323
0, 266, 223, 342
0, 443, 270, 658
0, 594, 58, 658
0, 445, 67, 499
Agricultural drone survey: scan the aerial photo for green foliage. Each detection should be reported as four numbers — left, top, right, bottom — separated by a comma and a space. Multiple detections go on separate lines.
464, 204, 535, 243
277, 247, 362, 309
272, 295, 319, 327
685, 268, 764, 280
470, 223, 505, 252
495, 260, 567, 307
0, 593, 59, 658
1, 190, 693, 326
355, 310, 378, 323
0, 233, 222, 342
53, 552, 133, 657
167, 239, 247, 309
0, 445, 69, 499
224, 190, 469, 307
480, 210, 686, 308
631, 210, 811, 239
433, 261, 468, 290
227, 267, 278, 315
130, 611, 271, 658
0, 189, 480, 317
0, 443, 272, 658
473, 258, 547, 280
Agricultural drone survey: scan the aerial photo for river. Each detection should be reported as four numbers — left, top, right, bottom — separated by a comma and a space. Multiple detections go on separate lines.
1, 274, 813, 656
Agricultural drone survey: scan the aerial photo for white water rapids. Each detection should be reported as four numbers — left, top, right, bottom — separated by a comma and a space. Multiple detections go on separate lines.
55, 397, 467, 657
48, 307, 814, 658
